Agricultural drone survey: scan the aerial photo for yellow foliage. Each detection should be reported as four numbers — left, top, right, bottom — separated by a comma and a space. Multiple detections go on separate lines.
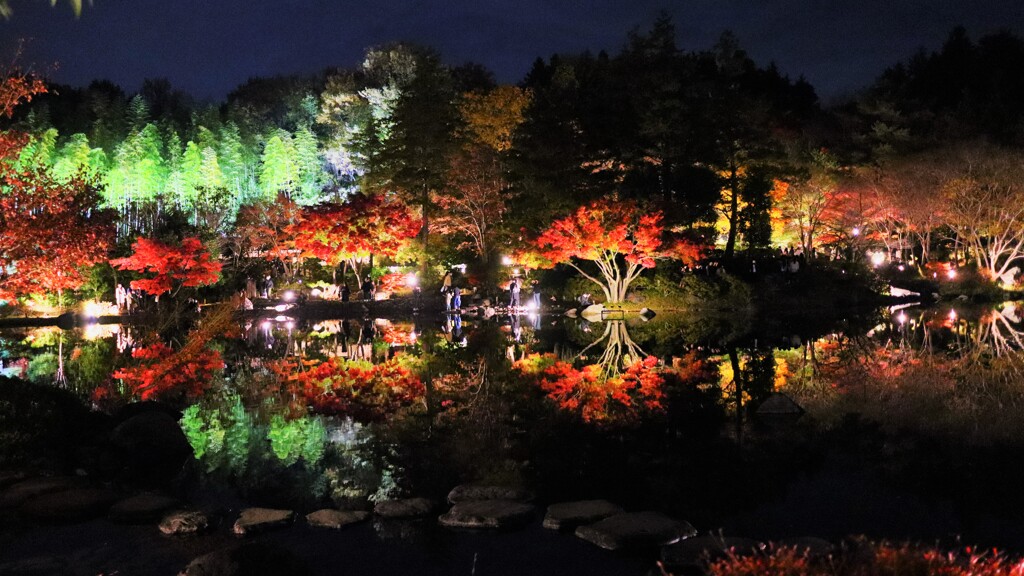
459, 86, 531, 152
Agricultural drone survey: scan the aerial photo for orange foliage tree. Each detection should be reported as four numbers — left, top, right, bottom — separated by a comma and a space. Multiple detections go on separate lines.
231, 193, 301, 276
522, 198, 698, 303
0, 71, 114, 302
290, 193, 421, 277
110, 237, 222, 297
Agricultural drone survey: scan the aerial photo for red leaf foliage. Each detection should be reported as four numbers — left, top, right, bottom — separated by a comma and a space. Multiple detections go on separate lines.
290, 194, 421, 267
111, 237, 222, 296
266, 356, 424, 421
514, 353, 665, 423
111, 342, 224, 401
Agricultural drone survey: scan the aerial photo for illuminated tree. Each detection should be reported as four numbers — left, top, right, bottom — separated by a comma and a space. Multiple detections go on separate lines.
0, 71, 115, 302
110, 236, 222, 297
231, 193, 301, 275
290, 193, 421, 279
258, 131, 297, 199
525, 199, 685, 303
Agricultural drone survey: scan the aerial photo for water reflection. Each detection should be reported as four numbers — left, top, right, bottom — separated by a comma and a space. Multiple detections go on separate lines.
4, 302, 1024, 506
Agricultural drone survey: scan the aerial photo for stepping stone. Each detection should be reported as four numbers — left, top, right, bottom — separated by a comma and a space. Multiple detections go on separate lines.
19, 487, 119, 523
438, 500, 535, 529
0, 477, 81, 508
233, 507, 295, 536
777, 537, 835, 558
661, 536, 764, 570
374, 497, 433, 519
543, 499, 624, 530
575, 511, 696, 551
180, 542, 312, 576
109, 493, 180, 523
159, 510, 210, 535
305, 509, 369, 529
446, 484, 534, 503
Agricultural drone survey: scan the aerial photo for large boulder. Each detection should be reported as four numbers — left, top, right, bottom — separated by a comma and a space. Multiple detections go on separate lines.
575, 511, 696, 551
110, 407, 192, 486
19, 487, 119, 523
438, 500, 534, 529
446, 484, 534, 503
179, 543, 312, 576
374, 498, 433, 519
543, 500, 623, 530
305, 509, 368, 529
232, 507, 295, 536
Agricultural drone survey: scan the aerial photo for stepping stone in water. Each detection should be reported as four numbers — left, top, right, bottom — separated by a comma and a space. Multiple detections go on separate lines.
660, 535, 764, 570
446, 484, 534, 503
374, 497, 433, 519
159, 510, 209, 535
233, 507, 295, 536
108, 493, 180, 524
438, 500, 535, 529
19, 487, 119, 523
575, 511, 696, 551
305, 509, 369, 529
543, 499, 623, 530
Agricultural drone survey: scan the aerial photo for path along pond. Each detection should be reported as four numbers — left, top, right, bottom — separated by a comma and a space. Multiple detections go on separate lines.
3, 301, 1024, 574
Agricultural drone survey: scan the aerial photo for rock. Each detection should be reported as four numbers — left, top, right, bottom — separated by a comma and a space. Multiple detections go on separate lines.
639, 308, 656, 320
109, 493, 180, 523
565, 308, 578, 318
305, 509, 369, 529
543, 499, 624, 530
0, 477, 82, 508
160, 510, 210, 535
232, 507, 295, 536
574, 512, 696, 551
580, 304, 605, 322
660, 536, 763, 570
0, 556, 74, 576
179, 542, 312, 576
777, 537, 835, 558
374, 497, 433, 519
447, 484, 534, 503
110, 408, 192, 486
19, 487, 119, 523
438, 500, 535, 529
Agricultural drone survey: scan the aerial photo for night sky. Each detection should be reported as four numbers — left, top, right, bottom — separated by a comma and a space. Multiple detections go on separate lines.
3, 0, 1024, 102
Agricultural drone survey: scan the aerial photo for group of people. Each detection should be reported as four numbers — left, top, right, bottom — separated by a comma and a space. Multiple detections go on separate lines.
114, 284, 136, 313
441, 270, 542, 313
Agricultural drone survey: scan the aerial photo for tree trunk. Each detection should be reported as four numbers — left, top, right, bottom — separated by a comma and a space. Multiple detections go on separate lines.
724, 166, 739, 261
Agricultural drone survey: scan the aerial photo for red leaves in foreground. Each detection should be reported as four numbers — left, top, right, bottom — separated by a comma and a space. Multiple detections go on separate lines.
267, 356, 424, 421
514, 353, 665, 423
699, 540, 1024, 576
111, 237, 222, 296
110, 342, 224, 402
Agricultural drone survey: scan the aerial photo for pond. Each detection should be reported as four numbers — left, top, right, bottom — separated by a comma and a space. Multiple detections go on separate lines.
2, 302, 1024, 574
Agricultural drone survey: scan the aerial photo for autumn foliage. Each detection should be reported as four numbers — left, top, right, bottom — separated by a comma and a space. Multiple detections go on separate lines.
110, 342, 225, 401
111, 237, 222, 296
521, 199, 700, 303
290, 193, 421, 268
267, 356, 424, 421
514, 353, 665, 423
0, 72, 115, 301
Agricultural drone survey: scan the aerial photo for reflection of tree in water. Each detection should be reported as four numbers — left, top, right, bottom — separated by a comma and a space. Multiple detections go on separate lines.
515, 320, 666, 423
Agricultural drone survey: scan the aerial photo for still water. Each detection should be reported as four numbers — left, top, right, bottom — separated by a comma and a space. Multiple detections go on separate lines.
3, 302, 1024, 553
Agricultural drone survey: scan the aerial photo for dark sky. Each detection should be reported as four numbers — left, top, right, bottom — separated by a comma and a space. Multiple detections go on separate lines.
3, 0, 1024, 102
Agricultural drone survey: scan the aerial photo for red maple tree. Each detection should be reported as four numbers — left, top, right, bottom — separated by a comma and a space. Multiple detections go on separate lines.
110, 342, 225, 401
110, 237, 222, 297
290, 193, 421, 274
231, 193, 302, 276
0, 71, 115, 302
520, 199, 698, 303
